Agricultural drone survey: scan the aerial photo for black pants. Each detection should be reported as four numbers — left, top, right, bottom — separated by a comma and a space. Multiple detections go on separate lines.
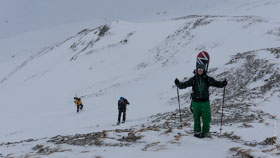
118, 110, 126, 123
77, 104, 83, 112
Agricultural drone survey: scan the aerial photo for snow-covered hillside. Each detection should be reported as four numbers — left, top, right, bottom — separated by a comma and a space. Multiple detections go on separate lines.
1, 0, 280, 157
1, 0, 279, 61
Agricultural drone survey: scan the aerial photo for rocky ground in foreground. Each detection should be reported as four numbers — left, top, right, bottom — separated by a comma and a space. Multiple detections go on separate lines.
3, 104, 277, 158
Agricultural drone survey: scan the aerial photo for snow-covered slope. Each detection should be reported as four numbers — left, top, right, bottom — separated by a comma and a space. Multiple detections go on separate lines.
1, 0, 280, 157
1, 0, 279, 62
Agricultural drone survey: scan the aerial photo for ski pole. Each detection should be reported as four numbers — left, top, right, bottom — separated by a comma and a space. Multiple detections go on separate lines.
176, 87, 182, 124
220, 86, 226, 134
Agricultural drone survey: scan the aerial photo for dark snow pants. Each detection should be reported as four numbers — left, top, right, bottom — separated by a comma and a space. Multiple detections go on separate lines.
77, 104, 83, 112
118, 109, 126, 123
192, 101, 211, 134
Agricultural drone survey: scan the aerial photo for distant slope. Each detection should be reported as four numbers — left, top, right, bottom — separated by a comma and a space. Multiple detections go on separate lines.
1, 0, 280, 62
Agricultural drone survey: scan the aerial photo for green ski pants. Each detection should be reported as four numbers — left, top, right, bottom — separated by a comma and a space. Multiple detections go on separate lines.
192, 101, 211, 134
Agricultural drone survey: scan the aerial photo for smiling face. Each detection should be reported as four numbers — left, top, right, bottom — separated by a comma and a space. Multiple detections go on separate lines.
197, 68, 204, 75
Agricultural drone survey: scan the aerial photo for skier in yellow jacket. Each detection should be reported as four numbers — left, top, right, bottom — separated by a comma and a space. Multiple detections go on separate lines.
74, 97, 83, 112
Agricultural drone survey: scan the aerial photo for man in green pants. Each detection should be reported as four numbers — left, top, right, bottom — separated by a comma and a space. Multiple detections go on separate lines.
175, 64, 227, 138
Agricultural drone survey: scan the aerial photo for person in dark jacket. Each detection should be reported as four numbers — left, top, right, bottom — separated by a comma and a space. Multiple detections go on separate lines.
117, 97, 130, 125
175, 64, 227, 138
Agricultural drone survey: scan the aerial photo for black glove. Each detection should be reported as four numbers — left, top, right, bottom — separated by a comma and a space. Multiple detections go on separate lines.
222, 79, 227, 87
174, 78, 180, 86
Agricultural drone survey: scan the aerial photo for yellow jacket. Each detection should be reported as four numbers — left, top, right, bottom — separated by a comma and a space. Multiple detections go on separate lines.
74, 100, 82, 106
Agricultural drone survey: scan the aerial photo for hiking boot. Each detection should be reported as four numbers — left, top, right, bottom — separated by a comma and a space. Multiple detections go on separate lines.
122, 121, 125, 123
117, 122, 120, 125
201, 133, 211, 138
194, 133, 201, 138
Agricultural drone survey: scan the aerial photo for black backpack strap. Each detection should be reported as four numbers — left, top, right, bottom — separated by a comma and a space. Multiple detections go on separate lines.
204, 75, 210, 87
192, 75, 196, 86
190, 75, 196, 99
